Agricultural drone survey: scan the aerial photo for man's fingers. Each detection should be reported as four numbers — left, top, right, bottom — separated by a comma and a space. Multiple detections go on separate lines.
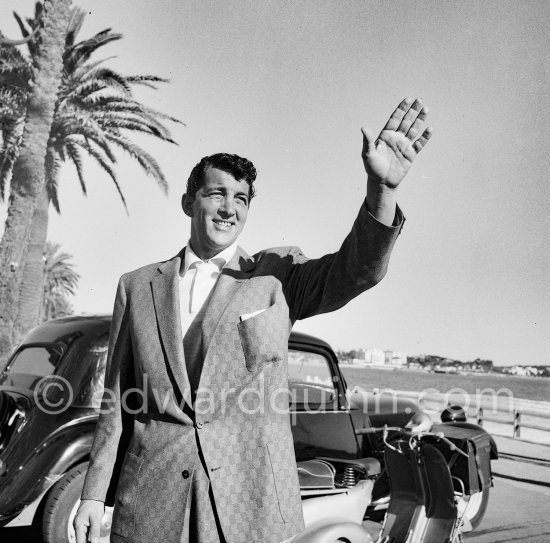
406, 119, 420, 140
74, 510, 102, 543
361, 126, 376, 156
397, 98, 426, 134
383, 98, 412, 131
412, 126, 434, 153
88, 514, 102, 543
74, 518, 88, 543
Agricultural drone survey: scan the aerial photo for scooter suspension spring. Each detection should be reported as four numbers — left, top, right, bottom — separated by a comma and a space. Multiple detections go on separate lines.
343, 466, 356, 488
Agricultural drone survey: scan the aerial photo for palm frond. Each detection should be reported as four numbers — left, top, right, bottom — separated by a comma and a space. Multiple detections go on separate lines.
12, 11, 31, 38
77, 95, 184, 127
13, 6, 40, 58
126, 75, 169, 90
65, 29, 122, 73
0, 116, 24, 199
64, 140, 86, 195
65, 7, 86, 49
53, 110, 118, 163
90, 111, 176, 142
71, 136, 128, 211
68, 56, 115, 82
107, 133, 168, 194
0, 44, 33, 97
88, 67, 132, 93
44, 147, 61, 212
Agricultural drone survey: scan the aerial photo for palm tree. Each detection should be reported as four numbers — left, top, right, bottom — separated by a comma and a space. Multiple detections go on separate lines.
0, 36, 30, 199
41, 241, 79, 321
0, 0, 72, 359
0, 4, 182, 346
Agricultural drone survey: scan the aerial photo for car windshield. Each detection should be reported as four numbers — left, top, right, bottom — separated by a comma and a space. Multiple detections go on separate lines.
288, 349, 336, 408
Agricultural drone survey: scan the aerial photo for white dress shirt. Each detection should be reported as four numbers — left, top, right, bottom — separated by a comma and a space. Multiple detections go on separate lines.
178, 241, 238, 337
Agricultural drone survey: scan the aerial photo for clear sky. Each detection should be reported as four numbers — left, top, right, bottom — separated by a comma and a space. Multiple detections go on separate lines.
1, 0, 549, 366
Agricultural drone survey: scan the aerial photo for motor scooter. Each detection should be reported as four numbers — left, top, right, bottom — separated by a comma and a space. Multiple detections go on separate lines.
288, 411, 493, 543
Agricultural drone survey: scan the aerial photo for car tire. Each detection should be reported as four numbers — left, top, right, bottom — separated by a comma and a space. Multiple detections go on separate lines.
458, 487, 490, 530
41, 462, 88, 543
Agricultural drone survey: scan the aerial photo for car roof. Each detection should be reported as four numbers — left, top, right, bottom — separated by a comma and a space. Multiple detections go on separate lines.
288, 330, 332, 350
21, 314, 111, 345
20, 314, 333, 351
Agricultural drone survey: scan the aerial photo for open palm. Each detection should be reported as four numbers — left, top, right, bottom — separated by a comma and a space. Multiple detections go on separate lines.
361, 98, 432, 189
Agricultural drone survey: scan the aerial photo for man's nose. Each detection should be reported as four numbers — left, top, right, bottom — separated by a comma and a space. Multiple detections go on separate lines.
218, 197, 235, 217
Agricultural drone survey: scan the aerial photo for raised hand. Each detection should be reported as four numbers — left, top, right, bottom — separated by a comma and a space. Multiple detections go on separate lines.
361, 98, 432, 190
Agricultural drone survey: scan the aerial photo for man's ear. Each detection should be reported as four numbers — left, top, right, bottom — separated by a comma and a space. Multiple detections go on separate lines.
182, 193, 194, 217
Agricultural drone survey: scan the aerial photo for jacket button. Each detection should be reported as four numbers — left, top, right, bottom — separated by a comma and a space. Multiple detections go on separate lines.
195, 421, 204, 429
182, 470, 190, 479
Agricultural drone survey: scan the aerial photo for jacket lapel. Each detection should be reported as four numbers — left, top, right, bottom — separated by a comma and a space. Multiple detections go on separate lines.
201, 246, 256, 359
151, 252, 192, 409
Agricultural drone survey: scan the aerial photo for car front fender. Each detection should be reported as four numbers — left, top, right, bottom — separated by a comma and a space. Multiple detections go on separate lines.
0, 415, 97, 525
287, 518, 373, 543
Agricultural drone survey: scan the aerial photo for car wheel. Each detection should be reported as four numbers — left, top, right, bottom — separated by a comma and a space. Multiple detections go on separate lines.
41, 462, 112, 543
456, 487, 490, 530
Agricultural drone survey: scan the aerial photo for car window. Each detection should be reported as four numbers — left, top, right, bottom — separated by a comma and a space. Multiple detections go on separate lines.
288, 349, 337, 410
5, 344, 64, 377
56, 333, 109, 408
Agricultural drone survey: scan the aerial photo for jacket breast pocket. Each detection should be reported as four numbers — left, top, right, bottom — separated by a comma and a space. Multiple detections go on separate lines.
237, 303, 287, 372
111, 450, 144, 538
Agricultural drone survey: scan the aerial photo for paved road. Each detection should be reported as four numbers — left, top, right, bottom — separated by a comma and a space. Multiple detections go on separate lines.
2, 438, 549, 543
362, 475, 550, 543
3, 477, 548, 543
463, 477, 550, 543
462, 436, 550, 543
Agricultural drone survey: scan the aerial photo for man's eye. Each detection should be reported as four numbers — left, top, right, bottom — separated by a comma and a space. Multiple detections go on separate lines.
237, 196, 248, 205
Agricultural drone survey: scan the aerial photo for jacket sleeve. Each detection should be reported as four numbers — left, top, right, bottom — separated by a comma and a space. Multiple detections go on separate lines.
80, 276, 135, 505
284, 199, 405, 323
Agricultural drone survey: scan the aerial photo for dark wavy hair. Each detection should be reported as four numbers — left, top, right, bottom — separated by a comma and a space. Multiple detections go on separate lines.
185, 153, 257, 202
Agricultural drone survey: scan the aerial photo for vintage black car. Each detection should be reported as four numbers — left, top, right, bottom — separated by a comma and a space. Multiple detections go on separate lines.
0, 315, 496, 543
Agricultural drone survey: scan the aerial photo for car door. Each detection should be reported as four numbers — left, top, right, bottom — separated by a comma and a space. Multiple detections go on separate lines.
288, 341, 360, 461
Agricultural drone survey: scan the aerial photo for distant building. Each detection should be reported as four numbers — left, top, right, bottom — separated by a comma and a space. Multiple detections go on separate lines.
509, 365, 539, 377
364, 348, 406, 366
385, 351, 407, 366
365, 348, 385, 365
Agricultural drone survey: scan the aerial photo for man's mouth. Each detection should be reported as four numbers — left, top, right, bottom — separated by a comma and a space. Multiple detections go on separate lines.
213, 219, 234, 230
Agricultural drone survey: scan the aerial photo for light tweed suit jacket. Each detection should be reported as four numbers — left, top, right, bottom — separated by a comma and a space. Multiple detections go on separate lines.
81, 201, 404, 543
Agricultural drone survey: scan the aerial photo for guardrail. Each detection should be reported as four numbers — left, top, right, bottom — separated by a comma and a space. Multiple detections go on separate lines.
474, 405, 550, 439
373, 389, 550, 442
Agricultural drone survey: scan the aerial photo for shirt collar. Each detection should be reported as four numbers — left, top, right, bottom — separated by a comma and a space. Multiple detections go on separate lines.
182, 240, 238, 275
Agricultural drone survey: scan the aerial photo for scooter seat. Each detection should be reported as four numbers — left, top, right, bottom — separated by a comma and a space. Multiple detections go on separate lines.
353, 457, 382, 477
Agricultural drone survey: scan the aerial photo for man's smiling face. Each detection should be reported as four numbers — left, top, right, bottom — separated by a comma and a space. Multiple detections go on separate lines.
184, 167, 250, 260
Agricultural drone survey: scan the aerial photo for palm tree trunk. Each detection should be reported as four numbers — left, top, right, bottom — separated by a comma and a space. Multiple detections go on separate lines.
0, 0, 72, 360
15, 184, 50, 343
